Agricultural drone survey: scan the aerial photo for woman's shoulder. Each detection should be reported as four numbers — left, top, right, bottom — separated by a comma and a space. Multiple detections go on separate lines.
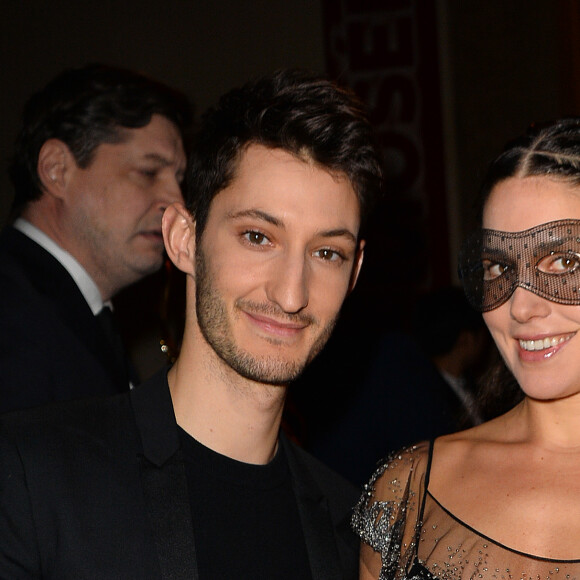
431, 413, 517, 463
353, 441, 432, 526
427, 415, 523, 505
364, 440, 432, 497
352, 441, 432, 565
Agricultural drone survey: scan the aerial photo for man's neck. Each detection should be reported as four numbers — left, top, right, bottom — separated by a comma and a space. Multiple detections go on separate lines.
14, 217, 107, 314
21, 204, 115, 302
167, 329, 287, 465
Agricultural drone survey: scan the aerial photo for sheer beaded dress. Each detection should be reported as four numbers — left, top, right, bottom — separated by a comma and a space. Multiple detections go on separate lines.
352, 441, 580, 580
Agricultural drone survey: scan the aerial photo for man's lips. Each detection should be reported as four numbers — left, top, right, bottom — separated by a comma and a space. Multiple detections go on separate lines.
244, 311, 309, 337
139, 229, 164, 242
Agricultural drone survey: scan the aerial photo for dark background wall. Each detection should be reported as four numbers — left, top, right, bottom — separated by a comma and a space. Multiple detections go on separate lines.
442, 1, 577, 250
0, 0, 326, 224
1, 0, 579, 384
2, 1, 578, 261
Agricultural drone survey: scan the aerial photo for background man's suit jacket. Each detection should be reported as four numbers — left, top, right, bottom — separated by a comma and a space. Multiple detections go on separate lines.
0, 226, 129, 413
0, 369, 360, 579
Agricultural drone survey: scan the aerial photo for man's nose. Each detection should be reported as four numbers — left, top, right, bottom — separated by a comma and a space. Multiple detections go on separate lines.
265, 252, 309, 314
155, 176, 184, 212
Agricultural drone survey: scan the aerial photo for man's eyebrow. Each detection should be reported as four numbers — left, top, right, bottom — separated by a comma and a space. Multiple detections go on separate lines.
141, 152, 186, 179
227, 209, 283, 227
227, 209, 358, 243
141, 153, 172, 166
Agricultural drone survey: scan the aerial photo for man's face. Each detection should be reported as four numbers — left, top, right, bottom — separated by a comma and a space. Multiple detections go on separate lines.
63, 114, 186, 297
194, 144, 363, 385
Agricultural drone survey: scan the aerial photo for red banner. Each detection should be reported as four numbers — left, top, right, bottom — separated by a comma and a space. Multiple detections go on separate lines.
322, 0, 449, 324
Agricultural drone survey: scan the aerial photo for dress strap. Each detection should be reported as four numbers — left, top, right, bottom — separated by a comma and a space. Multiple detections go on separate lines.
415, 439, 435, 539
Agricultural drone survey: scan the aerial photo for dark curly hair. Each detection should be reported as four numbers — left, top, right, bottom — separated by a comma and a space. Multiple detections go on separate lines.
186, 69, 383, 240
478, 117, 580, 220
10, 63, 192, 214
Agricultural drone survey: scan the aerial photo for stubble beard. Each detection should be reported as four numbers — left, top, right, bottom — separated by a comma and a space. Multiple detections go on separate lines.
76, 210, 163, 293
194, 245, 337, 386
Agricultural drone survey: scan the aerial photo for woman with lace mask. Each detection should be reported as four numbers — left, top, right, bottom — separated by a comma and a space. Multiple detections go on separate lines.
352, 118, 580, 580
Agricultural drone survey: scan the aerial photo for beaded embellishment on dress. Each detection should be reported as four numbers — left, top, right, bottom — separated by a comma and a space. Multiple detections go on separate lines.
352, 441, 580, 580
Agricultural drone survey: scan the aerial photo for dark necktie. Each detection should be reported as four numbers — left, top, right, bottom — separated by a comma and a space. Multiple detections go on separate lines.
96, 306, 128, 376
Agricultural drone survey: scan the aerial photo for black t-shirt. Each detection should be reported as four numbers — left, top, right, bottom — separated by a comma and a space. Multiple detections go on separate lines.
179, 428, 313, 579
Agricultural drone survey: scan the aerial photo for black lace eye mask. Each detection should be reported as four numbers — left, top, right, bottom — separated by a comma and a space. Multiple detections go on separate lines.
459, 219, 580, 312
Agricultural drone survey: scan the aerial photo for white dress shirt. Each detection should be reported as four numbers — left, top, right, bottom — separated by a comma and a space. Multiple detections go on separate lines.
13, 218, 110, 315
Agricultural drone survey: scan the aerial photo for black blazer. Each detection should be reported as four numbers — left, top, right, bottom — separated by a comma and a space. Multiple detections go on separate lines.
0, 369, 360, 579
0, 226, 129, 413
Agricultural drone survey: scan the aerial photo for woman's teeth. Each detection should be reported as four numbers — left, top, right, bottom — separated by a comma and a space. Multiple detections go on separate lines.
519, 335, 572, 351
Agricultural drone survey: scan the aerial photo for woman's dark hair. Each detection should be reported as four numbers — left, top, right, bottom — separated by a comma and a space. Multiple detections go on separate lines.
477, 117, 580, 220
185, 69, 384, 240
10, 63, 192, 214
472, 117, 580, 417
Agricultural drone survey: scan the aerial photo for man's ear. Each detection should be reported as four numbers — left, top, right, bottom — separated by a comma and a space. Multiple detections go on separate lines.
348, 239, 365, 293
37, 139, 74, 198
162, 202, 197, 275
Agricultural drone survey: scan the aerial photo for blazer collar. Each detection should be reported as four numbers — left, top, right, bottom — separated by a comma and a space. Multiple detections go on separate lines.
130, 368, 198, 580
130, 367, 180, 466
281, 434, 358, 580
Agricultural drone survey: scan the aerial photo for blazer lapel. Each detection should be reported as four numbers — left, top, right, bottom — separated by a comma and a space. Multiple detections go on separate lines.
281, 435, 351, 580
2, 228, 129, 391
139, 450, 198, 580
131, 371, 199, 580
